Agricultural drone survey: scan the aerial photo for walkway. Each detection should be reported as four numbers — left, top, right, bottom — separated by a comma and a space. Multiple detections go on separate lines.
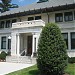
0, 62, 34, 75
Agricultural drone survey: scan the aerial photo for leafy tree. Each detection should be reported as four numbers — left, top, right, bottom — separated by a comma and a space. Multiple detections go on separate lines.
37, 23, 68, 75
0, 0, 18, 13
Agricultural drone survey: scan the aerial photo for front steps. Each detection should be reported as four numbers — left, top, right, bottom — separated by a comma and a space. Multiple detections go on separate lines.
6, 56, 36, 64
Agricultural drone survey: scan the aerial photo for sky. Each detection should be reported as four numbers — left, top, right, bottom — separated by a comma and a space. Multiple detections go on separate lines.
12, 0, 39, 6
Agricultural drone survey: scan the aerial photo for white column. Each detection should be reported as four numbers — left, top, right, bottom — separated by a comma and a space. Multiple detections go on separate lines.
11, 33, 17, 56
17, 33, 20, 56
32, 33, 35, 57
32, 33, 38, 57
68, 32, 71, 50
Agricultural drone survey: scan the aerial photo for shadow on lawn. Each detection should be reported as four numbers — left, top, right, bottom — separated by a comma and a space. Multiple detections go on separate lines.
29, 70, 39, 75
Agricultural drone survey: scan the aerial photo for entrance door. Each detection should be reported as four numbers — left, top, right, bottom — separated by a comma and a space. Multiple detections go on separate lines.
27, 36, 32, 56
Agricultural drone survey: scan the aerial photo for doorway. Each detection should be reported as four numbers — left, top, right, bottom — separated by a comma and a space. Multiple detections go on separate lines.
27, 35, 32, 56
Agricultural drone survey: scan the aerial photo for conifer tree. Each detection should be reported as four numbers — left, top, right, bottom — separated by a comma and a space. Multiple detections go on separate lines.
37, 23, 68, 75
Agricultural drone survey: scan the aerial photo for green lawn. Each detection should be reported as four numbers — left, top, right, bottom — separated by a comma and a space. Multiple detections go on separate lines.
65, 64, 75, 75
7, 64, 75, 75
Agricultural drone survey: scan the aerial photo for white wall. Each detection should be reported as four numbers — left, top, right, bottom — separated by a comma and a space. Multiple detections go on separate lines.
1, 8, 75, 57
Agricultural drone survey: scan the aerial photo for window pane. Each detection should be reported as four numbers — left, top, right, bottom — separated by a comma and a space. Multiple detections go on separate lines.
35, 16, 41, 20
71, 32, 75, 49
65, 16, 68, 21
64, 12, 73, 21
55, 13, 63, 22
69, 15, 73, 21
0, 21, 5, 28
62, 33, 68, 49
1, 37, 6, 49
28, 17, 34, 21
74, 11, 75, 20
60, 17, 63, 22
2, 42, 6, 49
56, 17, 59, 22
8, 39, 11, 49
2, 37, 6, 41
5, 20, 10, 28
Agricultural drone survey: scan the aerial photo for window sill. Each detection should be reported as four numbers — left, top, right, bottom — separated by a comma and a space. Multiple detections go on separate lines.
67, 50, 75, 52
56, 20, 75, 24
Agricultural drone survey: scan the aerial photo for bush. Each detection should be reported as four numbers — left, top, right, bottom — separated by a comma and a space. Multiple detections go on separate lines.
37, 23, 68, 75
0, 51, 7, 60
68, 57, 75, 63
7, 51, 11, 56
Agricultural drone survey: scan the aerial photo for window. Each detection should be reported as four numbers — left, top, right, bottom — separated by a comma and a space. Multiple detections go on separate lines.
1, 37, 6, 49
8, 39, 11, 49
55, 13, 63, 22
28, 17, 34, 21
0, 21, 5, 28
12, 19, 17, 23
62, 33, 68, 49
64, 12, 73, 21
35, 16, 41, 20
11, 19, 17, 27
34, 38, 36, 53
73, 11, 75, 20
5, 20, 10, 28
71, 32, 75, 49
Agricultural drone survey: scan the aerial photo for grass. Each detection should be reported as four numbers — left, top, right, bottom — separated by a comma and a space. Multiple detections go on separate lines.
7, 65, 39, 75
65, 63, 75, 75
7, 64, 75, 75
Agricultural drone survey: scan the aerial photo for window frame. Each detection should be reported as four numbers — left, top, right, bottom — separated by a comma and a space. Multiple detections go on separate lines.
11, 19, 17, 27
1, 36, 6, 49
5, 20, 11, 28
55, 13, 63, 22
35, 16, 41, 20
12, 19, 17, 23
0, 21, 5, 28
8, 39, 11, 49
64, 12, 73, 22
62, 33, 68, 49
71, 32, 75, 49
28, 17, 34, 21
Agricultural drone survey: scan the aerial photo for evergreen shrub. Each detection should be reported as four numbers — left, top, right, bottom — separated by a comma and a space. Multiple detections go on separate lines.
37, 23, 68, 75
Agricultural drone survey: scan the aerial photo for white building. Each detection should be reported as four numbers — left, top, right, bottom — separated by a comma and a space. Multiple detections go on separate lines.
0, 0, 75, 61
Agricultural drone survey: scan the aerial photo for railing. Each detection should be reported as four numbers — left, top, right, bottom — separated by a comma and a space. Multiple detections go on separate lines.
20, 49, 26, 56
12, 20, 45, 29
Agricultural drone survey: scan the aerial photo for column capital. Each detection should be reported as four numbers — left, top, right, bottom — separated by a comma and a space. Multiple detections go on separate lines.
32, 33, 35, 35
16, 33, 20, 36
32, 32, 38, 35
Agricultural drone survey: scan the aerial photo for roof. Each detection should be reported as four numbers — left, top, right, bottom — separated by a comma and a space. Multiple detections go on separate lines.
0, 0, 75, 18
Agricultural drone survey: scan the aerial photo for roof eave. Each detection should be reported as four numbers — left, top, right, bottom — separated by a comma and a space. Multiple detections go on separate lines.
0, 3, 75, 20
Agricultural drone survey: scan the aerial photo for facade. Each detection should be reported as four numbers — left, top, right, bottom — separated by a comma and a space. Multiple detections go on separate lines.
0, 0, 75, 58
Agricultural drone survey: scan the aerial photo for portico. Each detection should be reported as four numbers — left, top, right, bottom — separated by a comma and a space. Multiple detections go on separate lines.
11, 20, 45, 57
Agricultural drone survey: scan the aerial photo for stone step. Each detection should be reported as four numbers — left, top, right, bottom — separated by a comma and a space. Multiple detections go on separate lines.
6, 56, 36, 64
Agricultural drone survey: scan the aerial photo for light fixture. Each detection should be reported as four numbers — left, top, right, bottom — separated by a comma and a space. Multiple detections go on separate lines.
8, 36, 11, 39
